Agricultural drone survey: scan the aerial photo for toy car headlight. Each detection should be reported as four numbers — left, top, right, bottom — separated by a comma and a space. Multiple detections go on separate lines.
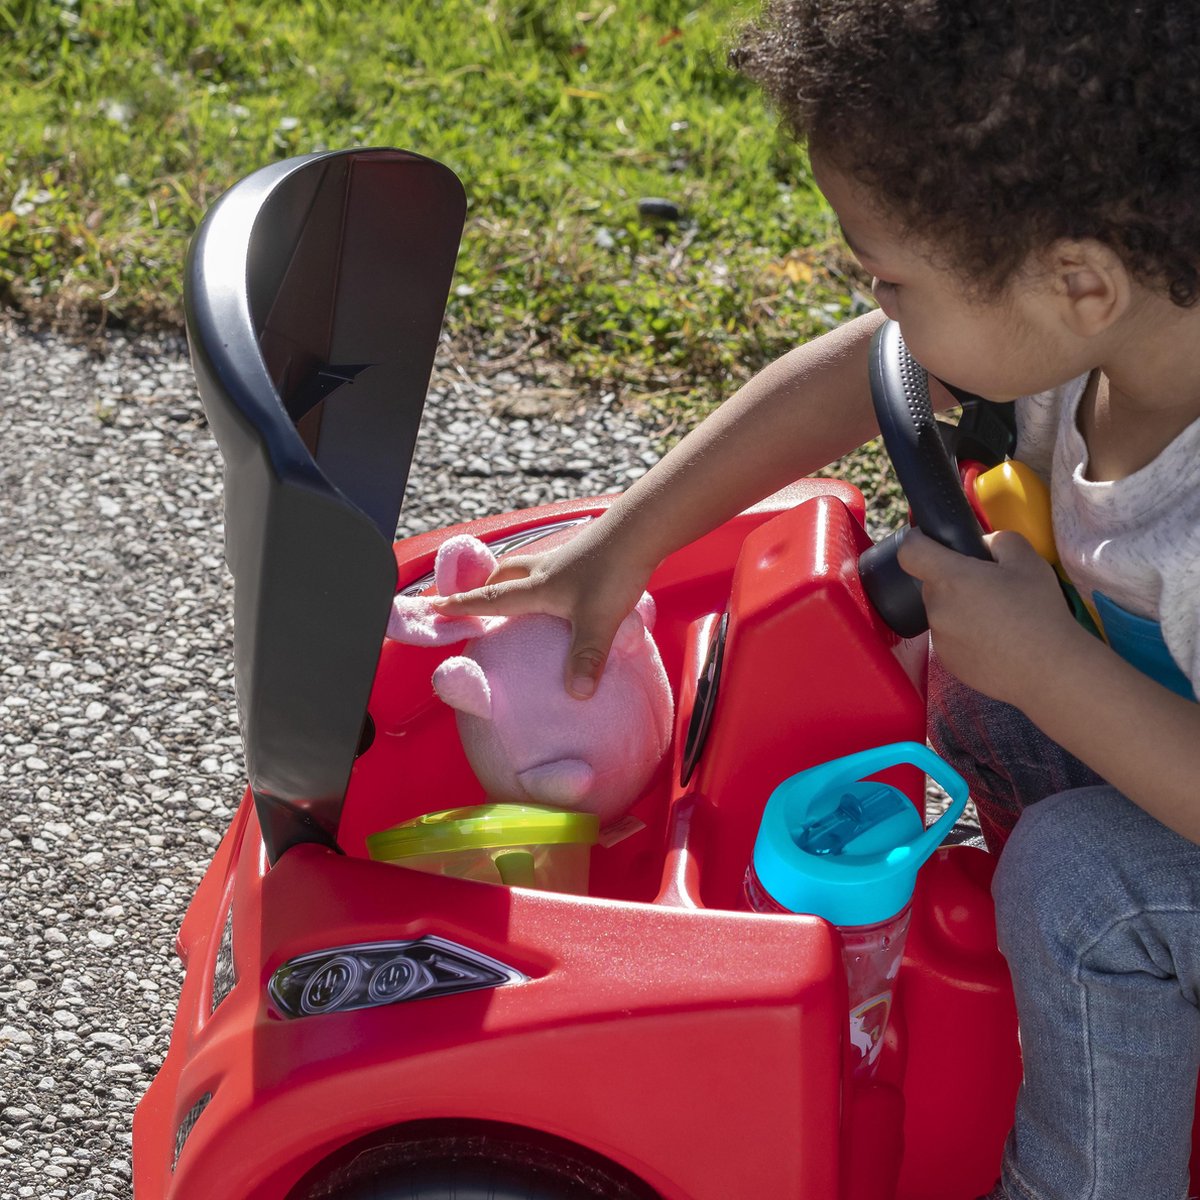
267, 936, 525, 1018
210, 904, 237, 1015
173, 1092, 212, 1171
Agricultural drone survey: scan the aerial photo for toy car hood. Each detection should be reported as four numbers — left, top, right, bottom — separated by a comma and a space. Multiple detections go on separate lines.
186, 148, 466, 861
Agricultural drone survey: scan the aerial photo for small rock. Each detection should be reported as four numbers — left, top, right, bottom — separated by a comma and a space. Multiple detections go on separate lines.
637, 197, 682, 224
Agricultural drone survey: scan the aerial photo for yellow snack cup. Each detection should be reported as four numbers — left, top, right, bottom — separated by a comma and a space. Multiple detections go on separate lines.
366, 803, 599, 894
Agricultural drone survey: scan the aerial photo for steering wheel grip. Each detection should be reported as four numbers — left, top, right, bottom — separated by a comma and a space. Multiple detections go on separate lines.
859, 320, 990, 638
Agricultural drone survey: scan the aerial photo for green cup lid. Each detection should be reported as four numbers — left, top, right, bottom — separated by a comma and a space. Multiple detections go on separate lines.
367, 803, 599, 862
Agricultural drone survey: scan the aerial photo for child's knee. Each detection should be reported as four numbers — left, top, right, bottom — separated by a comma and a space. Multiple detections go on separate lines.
991, 787, 1126, 957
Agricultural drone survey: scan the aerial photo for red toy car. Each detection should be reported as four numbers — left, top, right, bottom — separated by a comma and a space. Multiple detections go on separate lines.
132, 148, 1200, 1200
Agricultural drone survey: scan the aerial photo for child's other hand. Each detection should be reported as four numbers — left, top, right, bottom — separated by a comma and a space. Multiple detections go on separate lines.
429, 537, 653, 699
897, 528, 1085, 706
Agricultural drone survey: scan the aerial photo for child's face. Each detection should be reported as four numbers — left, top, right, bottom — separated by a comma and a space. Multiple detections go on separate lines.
810, 155, 1091, 401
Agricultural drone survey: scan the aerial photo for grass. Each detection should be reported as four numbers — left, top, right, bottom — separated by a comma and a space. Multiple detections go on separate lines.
0, 0, 880, 413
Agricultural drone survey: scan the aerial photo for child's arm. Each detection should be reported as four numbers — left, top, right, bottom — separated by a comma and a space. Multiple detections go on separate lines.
435, 309, 903, 696
900, 529, 1200, 844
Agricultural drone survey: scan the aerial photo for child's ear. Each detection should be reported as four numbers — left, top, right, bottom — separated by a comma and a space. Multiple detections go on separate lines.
1045, 238, 1131, 338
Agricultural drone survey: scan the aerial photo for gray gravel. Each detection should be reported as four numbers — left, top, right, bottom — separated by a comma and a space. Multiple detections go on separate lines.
0, 319, 977, 1199
0, 321, 672, 1200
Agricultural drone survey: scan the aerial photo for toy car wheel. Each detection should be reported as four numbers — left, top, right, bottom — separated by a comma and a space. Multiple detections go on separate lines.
293, 1125, 659, 1200
323, 1160, 598, 1198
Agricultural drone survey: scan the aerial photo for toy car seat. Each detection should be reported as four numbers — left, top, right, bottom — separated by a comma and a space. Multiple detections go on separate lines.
186, 147, 465, 861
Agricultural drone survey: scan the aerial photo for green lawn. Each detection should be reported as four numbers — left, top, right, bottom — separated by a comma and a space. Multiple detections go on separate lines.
0, 0, 873, 410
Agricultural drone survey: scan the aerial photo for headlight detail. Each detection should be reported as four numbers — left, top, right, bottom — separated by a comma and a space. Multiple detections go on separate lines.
210, 904, 237, 1015
173, 1092, 213, 1170
267, 936, 525, 1019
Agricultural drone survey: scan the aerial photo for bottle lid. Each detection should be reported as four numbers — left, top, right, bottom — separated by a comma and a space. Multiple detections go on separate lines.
751, 742, 969, 925
367, 803, 599, 862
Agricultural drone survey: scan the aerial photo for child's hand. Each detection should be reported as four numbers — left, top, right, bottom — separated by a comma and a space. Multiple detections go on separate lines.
897, 528, 1087, 707
430, 533, 654, 699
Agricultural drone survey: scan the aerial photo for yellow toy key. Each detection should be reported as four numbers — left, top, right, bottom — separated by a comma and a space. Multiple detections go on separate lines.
972, 459, 1104, 637
973, 460, 1057, 564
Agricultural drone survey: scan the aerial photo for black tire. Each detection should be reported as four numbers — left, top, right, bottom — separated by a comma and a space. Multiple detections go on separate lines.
325, 1157, 582, 1199
293, 1123, 660, 1200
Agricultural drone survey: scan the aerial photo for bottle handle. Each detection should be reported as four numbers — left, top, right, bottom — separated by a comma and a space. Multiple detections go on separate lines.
790, 741, 969, 867
884, 742, 970, 867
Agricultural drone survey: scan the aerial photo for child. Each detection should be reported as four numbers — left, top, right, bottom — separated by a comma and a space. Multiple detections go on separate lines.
434, 3, 1200, 1196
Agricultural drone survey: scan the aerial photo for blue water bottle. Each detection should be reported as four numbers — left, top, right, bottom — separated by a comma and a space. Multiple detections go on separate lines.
744, 741, 969, 1077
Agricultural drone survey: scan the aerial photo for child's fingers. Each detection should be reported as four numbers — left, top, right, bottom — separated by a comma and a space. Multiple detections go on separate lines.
894, 528, 964, 581
430, 571, 546, 617
984, 531, 1065, 604
564, 614, 624, 699
429, 576, 624, 699
483, 559, 538, 586
896, 527, 1029, 583
983, 529, 1040, 568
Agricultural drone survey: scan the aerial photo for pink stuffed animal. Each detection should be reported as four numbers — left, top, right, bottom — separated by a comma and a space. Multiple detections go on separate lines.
387, 534, 674, 828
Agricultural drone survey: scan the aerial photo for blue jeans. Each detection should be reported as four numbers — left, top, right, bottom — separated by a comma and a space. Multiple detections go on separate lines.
929, 655, 1200, 1200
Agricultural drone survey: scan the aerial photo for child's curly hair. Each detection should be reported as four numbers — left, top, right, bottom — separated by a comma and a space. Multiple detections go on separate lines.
732, 0, 1200, 306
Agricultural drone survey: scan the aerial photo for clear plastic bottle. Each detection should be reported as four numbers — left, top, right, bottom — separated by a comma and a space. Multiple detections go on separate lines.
744, 742, 968, 1078
838, 906, 911, 1076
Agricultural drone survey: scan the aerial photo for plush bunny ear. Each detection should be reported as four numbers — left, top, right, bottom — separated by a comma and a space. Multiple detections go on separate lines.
635, 592, 657, 632
387, 537, 506, 646
432, 656, 492, 719
611, 610, 645, 658
611, 592, 657, 658
434, 535, 498, 597
387, 597, 488, 646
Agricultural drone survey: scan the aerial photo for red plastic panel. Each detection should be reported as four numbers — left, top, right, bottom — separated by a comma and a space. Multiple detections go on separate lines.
895, 847, 1020, 1199
139, 483, 1200, 1200
142, 837, 848, 1200
670, 497, 928, 912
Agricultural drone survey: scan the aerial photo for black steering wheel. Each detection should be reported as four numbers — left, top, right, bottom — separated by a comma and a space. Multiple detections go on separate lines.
858, 319, 991, 637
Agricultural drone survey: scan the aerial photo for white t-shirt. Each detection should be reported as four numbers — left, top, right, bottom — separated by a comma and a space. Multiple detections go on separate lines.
1015, 378, 1200, 696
